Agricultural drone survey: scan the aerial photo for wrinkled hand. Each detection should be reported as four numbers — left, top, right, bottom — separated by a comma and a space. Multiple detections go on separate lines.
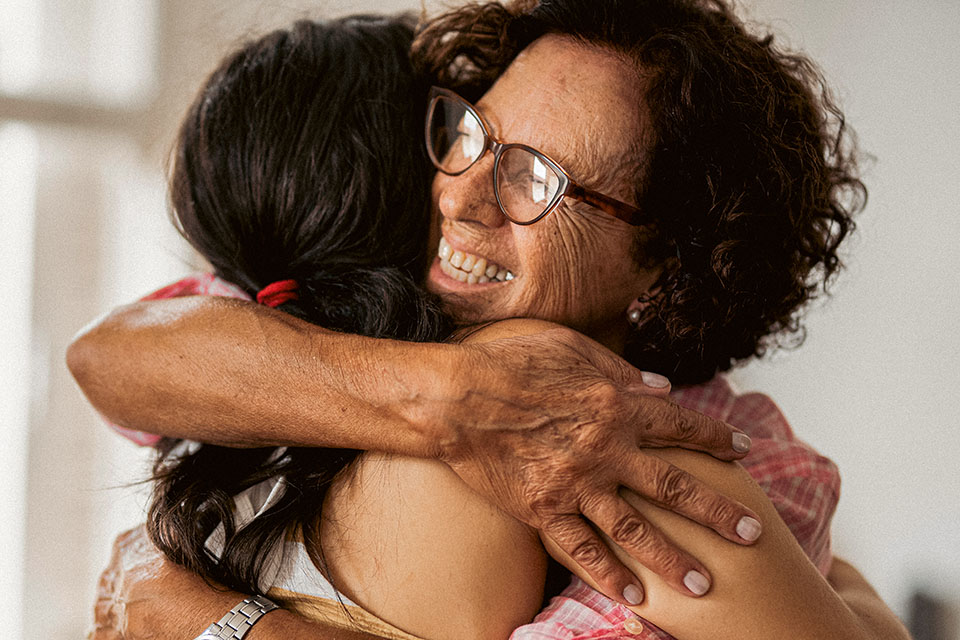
445, 324, 760, 606
89, 526, 220, 640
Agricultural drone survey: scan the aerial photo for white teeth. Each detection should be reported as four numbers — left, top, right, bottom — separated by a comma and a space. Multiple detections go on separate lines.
437, 235, 515, 284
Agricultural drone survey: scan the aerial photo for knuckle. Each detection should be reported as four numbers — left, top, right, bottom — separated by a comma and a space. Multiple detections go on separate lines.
583, 386, 621, 431
541, 515, 579, 540
591, 380, 621, 407
524, 483, 566, 517
646, 545, 686, 575
704, 497, 739, 526
582, 421, 616, 452
609, 513, 653, 545
653, 466, 696, 506
569, 537, 609, 569
578, 490, 607, 517
670, 404, 700, 440
568, 409, 618, 453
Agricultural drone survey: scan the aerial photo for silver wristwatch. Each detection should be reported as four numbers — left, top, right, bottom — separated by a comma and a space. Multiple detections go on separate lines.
194, 595, 280, 640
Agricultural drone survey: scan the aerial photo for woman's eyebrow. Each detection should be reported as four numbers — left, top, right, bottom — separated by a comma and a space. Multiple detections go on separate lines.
473, 97, 600, 185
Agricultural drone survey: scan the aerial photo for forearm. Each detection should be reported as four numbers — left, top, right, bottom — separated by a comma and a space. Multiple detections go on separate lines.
93, 526, 386, 640
75, 306, 761, 606
128, 586, 380, 640
68, 296, 460, 454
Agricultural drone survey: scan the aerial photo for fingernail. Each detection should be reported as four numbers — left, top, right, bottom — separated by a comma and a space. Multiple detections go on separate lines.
732, 432, 752, 453
736, 515, 762, 542
623, 583, 644, 605
640, 371, 670, 388
683, 570, 710, 596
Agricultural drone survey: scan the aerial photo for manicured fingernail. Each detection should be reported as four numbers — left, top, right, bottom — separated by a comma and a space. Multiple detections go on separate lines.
732, 432, 752, 453
683, 570, 710, 596
641, 371, 670, 388
737, 515, 762, 542
623, 583, 644, 605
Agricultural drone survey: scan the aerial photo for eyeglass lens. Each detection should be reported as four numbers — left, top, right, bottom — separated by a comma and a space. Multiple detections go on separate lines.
428, 95, 564, 223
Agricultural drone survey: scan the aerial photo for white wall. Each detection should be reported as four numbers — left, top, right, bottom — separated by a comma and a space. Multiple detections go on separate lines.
729, 0, 960, 629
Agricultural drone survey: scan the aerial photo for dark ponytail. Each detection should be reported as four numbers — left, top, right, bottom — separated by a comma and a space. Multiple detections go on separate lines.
148, 14, 448, 595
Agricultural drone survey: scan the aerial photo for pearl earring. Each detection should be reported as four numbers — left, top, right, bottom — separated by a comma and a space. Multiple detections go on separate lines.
627, 308, 641, 324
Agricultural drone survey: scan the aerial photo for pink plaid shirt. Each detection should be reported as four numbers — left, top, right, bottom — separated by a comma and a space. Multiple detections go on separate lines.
115, 273, 840, 640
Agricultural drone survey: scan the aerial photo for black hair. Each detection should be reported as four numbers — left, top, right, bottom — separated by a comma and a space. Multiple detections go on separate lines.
149, 14, 449, 595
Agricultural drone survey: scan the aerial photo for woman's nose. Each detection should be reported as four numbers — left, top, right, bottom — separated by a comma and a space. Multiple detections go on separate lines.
435, 156, 507, 228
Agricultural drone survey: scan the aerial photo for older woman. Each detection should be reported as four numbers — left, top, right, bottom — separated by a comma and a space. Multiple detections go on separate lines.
71, 1, 908, 639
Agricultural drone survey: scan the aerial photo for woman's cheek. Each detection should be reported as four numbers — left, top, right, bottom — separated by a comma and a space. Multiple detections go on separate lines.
535, 217, 606, 315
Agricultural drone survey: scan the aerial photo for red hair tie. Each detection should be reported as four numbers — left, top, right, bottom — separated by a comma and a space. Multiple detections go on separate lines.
256, 279, 299, 308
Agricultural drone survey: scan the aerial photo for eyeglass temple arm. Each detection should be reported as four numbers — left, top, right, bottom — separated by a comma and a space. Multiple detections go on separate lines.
567, 183, 645, 226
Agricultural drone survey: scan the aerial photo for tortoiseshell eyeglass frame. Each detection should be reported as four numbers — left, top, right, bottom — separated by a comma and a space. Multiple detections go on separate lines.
426, 86, 646, 226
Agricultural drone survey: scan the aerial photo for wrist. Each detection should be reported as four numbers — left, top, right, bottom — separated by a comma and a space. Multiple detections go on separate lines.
388, 340, 469, 460
195, 595, 279, 640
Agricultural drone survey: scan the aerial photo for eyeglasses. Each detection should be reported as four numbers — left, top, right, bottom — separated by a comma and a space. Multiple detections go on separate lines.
425, 86, 644, 226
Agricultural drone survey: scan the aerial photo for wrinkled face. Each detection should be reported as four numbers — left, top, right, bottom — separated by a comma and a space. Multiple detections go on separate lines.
426, 35, 660, 352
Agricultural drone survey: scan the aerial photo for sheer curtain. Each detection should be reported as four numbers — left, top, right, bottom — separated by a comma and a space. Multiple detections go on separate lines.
0, 1, 184, 636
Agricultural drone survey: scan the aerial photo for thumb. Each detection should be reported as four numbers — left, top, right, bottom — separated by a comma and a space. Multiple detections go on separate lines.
626, 369, 672, 395
586, 343, 672, 395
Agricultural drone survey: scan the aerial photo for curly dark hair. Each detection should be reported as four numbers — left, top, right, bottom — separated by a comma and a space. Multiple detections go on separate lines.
413, 0, 865, 384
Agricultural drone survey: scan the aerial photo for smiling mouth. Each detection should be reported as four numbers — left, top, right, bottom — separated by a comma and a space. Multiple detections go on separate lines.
437, 236, 515, 284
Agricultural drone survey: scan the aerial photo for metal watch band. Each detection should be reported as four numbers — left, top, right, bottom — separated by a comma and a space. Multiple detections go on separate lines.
194, 595, 280, 640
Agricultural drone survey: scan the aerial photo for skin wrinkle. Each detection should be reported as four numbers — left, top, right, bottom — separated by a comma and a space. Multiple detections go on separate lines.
428, 35, 663, 353
81, 2, 899, 633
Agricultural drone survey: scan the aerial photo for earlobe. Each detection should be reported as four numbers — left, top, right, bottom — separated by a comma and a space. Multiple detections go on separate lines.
627, 276, 658, 324
626, 274, 663, 325
629, 258, 675, 322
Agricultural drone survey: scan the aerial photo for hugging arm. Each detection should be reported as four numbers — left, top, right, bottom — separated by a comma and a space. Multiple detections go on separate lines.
85, 315, 907, 640
90, 527, 385, 640
68, 295, 761, 602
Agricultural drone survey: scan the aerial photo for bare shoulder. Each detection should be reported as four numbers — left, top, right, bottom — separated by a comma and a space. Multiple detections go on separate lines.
320, 451, 546, 640
451, 318, 566, 344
